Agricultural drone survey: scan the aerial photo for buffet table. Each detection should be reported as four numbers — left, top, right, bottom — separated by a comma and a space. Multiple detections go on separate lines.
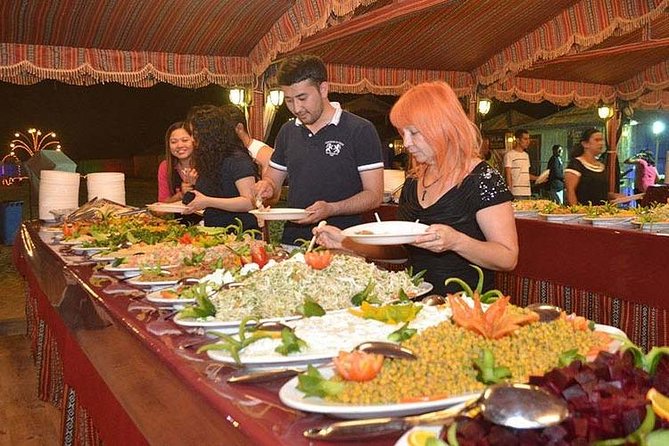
13, 214, 669, 445
13, 223, 399, 446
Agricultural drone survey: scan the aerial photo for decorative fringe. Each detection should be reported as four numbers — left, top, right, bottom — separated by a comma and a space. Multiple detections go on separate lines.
249, 0, 379, 76
0, 45, 254, 88
476, 0, 669, 86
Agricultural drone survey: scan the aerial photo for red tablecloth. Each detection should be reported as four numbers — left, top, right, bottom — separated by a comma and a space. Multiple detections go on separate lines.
13, 223, 408, 446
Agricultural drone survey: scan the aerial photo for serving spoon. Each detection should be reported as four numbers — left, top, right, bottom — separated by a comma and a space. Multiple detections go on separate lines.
303, 383, 569, 441
526, 303, 562, 322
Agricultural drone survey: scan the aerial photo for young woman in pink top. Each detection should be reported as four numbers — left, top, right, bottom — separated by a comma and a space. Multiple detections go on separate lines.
157, 122, 198, 203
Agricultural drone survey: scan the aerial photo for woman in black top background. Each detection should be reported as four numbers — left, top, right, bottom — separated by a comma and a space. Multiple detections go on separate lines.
182, 105, 258, 231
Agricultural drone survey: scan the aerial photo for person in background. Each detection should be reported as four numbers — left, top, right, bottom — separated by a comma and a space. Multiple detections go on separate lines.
314, 81, 518, 295
504, 129, 537, 199
157, 122, 197, 203
219, 104, 274, 176
182, 105, 258, 231
625, 150, 659, 194
565, 128, 620, 205
547, 144, 564, 204
254, 54, 384, 244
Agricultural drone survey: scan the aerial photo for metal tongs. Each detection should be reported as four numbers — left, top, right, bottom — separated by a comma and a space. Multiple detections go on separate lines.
303, 396, 479, 441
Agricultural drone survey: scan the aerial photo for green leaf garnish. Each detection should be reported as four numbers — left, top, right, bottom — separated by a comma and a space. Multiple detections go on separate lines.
296, 365, 344, 398
274, 328, 308, 356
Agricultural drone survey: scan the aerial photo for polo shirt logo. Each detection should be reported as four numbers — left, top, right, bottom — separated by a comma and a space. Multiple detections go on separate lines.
324, 140, 343, 157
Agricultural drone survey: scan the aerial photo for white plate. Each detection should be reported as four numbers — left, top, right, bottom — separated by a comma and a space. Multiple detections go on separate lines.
632, 220, 669, 232
90, 252, 117, 262
538, 213, 585, 222
249, 208, 312, 221
513, 210, 540, 218
102, 263, 178, 273
279, 367, 478, 419
71, 245, 105, 255
582, 216, 634, 227
342, 221, 429, 245
126, 275, 178, 289
173, 314, 301, 331
207, 348, 332, 369
59, 238, 92, 245
147, 202, 188, 213
145, 287, 196, 305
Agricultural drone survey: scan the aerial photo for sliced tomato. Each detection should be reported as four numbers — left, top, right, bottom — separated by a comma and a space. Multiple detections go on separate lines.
304, 250, 333, 270
62, 224, 73, 237
333, 350, 384, 382
179, 232, 194, 244
250, 244, 269, 268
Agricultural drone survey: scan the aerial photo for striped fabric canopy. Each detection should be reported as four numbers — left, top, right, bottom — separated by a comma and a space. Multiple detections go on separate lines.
0, 0, 667, 108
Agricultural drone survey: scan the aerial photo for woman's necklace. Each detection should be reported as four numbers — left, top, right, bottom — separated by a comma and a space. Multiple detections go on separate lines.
421, 172, 442, 201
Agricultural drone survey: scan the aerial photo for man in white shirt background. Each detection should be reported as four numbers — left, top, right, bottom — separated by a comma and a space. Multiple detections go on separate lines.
504, 128, 537, 199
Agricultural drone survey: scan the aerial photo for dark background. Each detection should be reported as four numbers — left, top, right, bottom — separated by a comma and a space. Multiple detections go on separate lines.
0, 80, 560, 162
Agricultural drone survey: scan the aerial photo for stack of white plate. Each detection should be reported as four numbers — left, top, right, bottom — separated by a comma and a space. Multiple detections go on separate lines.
39, 170, 80, 221
87, 172, 126, 205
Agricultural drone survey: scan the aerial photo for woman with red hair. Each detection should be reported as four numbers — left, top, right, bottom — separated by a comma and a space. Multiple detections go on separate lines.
314, 81, 518, 294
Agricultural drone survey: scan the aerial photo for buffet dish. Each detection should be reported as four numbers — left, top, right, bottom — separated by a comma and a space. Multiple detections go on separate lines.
19, 206, 669, 446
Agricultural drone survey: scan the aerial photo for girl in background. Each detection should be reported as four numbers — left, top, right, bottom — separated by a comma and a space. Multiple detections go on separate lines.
157, 122, 198, 203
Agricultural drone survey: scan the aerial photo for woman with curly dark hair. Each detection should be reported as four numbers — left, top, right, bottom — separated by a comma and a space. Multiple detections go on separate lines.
182, 105, 259, 231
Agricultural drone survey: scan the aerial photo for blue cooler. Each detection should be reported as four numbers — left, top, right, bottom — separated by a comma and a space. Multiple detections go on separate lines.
0, 201, 23, 245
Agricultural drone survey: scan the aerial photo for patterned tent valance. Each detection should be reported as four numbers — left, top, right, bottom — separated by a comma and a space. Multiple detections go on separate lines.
482, 77, 617, 108
476, 0, 669, 86
0, 43, 254, 88
325, 64, 473, 97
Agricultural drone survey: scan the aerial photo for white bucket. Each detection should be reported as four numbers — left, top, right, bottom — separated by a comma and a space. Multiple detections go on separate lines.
39, 170, 80, 221
87, 172, 126, 205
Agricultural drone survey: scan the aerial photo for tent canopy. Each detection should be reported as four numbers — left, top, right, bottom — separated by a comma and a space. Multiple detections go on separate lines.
0, 0, 667, 109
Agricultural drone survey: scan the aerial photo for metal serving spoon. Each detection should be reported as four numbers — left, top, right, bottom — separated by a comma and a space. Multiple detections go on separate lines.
421, 294, 446, 306
227, 341, 416, 384
303, 383, 569, 441
526, 303, 562, 322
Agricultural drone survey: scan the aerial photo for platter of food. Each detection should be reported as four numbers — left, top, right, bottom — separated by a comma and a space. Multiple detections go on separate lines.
249, 208, 312, 221
277, 294, 625, 421
341, 221, 429, 245
279, 366, 478, 419
205, 304, 449, 368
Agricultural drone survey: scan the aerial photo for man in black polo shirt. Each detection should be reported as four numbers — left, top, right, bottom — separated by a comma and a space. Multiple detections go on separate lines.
255, 54, 384, 244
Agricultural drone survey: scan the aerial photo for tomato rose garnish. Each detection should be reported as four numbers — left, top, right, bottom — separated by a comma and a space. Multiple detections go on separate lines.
333, 350, 384, 382
304, 250, 333, 270
250, 244, 269, 268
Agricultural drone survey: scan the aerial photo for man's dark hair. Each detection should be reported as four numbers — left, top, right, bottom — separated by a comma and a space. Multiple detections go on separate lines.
220, 104, 247, 132
552, 144, 562, 155
514, 129, 529, 139
277, 54, 327, 87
